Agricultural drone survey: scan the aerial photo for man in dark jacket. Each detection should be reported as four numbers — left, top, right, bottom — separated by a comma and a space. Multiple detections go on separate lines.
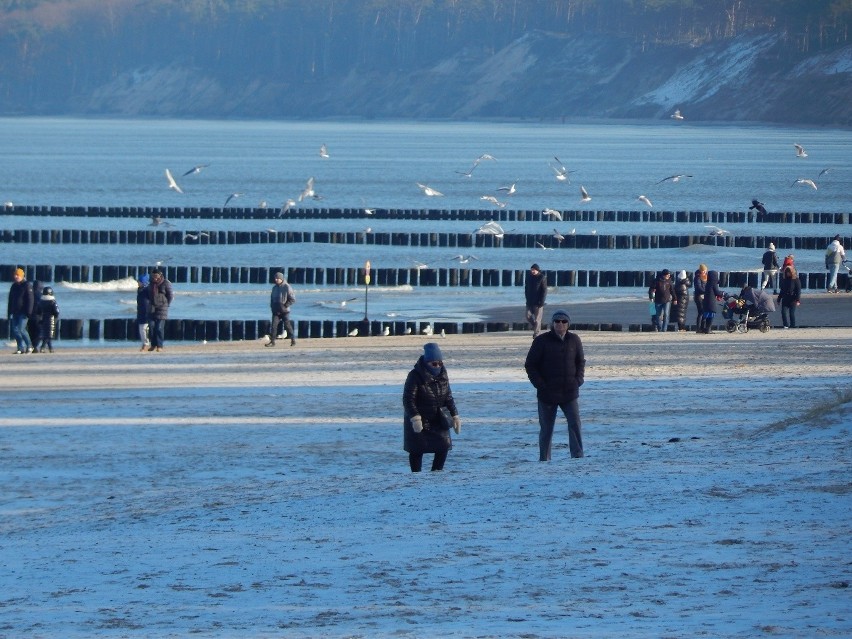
761, 243, 780, 294
7, 267, 34, 354
648, 269, 676, 332
524, 263, 547, 337
524, 309, 586, 460
266, 271, 296, 347
146, 269, 173, 352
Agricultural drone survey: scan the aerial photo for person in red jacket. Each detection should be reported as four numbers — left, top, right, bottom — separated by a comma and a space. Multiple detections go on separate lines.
524, 309, 586, 461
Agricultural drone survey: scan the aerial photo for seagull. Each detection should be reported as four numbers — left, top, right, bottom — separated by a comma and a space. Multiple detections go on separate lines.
475, 221, 506, 239
364, 208, 376, 215
792, 178, 817, 190
337, 297, 359, 308
347, 327, 359, 337
224, 192, 243, 207
705, 225, 730, 236
182, 164, 209, 177
183, 232, 209, 241
476, 153, 497, 163
2, 201, 12, 209
818, 168, 832, 177
450, 254, 479, 264
579, 185, 592, 203
298, 177, 318, 202
670, 109, 684, 120
416, 182, 444, 197
258, 201, 268, 209
421, 324, 433, 336
637, 195, 653, 208
496, 182, 517, 195
656, 174, 693, 184
404, 326, 413, 335
381, 326, 391, 336
440, 329, 446, 338
550, 157, 575, 182
319, 143, 329, 159
412, 261, 429, 270
552, 229, 565, 243
535, 241, 554, 250
165, 169, 183, 194
794, 143, 808, 158
480, 195, 506, 208
280, 199, 296, 215
542, 208, 563, 221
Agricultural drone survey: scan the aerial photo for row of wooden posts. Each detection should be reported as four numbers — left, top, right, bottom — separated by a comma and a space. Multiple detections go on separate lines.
3, 204, 850, 225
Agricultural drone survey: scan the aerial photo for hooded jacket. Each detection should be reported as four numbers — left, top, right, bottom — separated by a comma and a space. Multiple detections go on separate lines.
402, 356, 458, 454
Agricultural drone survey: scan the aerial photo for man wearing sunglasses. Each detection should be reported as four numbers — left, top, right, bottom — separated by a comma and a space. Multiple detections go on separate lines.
524, 309, 586, 461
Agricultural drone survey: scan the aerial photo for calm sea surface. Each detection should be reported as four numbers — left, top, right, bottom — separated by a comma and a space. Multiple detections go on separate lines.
1, 118, 849, 327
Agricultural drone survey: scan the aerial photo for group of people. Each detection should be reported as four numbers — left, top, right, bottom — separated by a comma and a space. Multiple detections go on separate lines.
7, 268, 60, 353
406, 308, 585, 472
135, 269, 174, 351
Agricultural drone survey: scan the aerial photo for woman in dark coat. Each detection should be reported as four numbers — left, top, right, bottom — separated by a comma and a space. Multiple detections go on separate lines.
402, 342, 461, 472
778, 266, 801, 328
700, 270, 725, 333
693, 264, 707, 331
672, 269, 691, 331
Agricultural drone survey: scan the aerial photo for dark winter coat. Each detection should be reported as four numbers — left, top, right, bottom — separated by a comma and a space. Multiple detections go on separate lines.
136, 285, 151, 322
702, 270, 724, 314
672, 275, 691, 325
524, 329, 586, 405
762, 250, 779, 271
37, 295, 59, 338
648, 274, 675, 303
147, 277, 173, 320
525, 270, 547, 307
778, 272, 802, 307
270, 281, 295, 315
402, 357, 458, 454
7, 280, 34, 317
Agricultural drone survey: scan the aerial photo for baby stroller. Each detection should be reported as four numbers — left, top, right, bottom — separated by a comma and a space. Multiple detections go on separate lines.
723, 287, 775, 333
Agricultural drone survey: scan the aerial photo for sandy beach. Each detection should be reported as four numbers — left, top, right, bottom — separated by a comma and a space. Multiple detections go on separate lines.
2, 329, 850, 637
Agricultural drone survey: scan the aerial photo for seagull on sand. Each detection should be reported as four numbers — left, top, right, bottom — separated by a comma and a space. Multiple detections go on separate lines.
224, 192, 243, 207
670, 109, 684, 120
637, 195, 653, 208
319, 144, 329, 159
542, 208, 562, 221
481, 195, 506, 208
404, 326, 413, 335
421, 324, 434, 336
656, 174, 693, 184
182, 164, 209, 177
794, 143, 808, 158
705, 225, 730, 236
165, 169, 183, 194
579, 185, 592, 203
381, 326, 391, 336
347, 327, 359, 337
550, 157, 575, 182
792, 178, 817, 190
416, 182, 444, 197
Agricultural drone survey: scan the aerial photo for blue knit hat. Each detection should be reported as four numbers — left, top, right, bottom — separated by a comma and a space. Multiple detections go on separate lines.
423, 342, 443, 362
139, 274, 150, 286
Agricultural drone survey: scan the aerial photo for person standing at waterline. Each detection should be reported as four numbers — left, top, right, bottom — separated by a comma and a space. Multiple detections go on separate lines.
266, 272, 296, 347
525, 309, 586, 461
146, 269, 173, 352
524, 263, 547, 337
7, 267, 34, 354
402, 342, 461, 472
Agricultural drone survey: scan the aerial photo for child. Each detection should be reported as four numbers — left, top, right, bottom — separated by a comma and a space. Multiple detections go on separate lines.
136, 274, 151, 351
37, 286, 60, 353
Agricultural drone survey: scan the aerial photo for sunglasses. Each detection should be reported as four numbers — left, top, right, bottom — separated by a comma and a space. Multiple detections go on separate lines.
552, 319, 569, 324
428, 360, 442, 367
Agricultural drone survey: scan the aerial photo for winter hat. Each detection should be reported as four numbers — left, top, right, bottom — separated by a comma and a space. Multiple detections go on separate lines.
274, 272, 285, 281
678, 270, 687, 280
14, 267, 24, 278
661, 269, 671, 277
139, 274, 150, 286
768, 243, 775, 251
530, 263, 541, 271
551, 309, 570, 323
423, 342, 443, 362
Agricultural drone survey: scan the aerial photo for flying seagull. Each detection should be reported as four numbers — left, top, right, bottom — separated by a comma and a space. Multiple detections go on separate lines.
182, 164, 209, 177
450, 254, 479, 264
552, 228, 565, 243
416, 182, 444, 197
656, 174, 693, 184
542, 208, 562, 221
579, 185, 592, 203
670, 109, 684, 120
299, 177, 320, 201
455, 153, 496, 177
818, 168, 832, 177
637, 195, 653, 208
792, 178, 817, 190
280, 198, 296, 215
319, 144, 329, 159
165, 169, 183, 194
224, 192, 243, 207
496, 182, 517, 195
475, 221, 506, 239
480, 195, 506, 208
794, 143, 808, 158
705, 225, 730, 236
535, 241, 554, 250
550, 157, 575, 182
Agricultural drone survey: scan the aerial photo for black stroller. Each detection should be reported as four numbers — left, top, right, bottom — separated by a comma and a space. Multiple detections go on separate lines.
723, 287, 775, 333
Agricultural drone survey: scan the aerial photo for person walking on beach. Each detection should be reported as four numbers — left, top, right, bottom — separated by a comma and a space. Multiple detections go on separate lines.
524, 263, 547, 338
825, 234, 846, 293
27, 280, 43, 348
7, 267, 34, 354
136, 274, 151, 351
693, 264, 708, 331
146, 268, 173, 352
761, 243, 780, 294
672, 270, 691, 332
648, 269, 676, 332
402, 342, 461, 472
35, 286, 59, 353
699, 270, 725, 334
778, 266, 801, 328
524, 309, 585, 461
266, 271, 296, 347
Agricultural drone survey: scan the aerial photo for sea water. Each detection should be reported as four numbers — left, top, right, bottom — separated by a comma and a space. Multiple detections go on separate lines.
0, 117, 849, 325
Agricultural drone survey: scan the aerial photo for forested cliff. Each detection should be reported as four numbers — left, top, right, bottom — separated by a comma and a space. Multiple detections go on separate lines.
1, 0, 850, 125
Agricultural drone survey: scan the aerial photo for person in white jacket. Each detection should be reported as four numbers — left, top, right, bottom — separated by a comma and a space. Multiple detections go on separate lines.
825, 235, 847, 293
